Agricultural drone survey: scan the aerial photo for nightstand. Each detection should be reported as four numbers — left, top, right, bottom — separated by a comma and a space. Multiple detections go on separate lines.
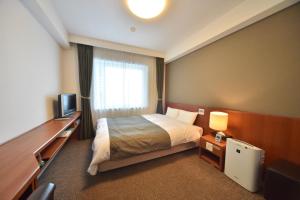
199, 134, 226, 171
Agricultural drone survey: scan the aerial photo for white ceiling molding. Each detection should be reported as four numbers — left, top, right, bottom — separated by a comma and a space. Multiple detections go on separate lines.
21, 0, 69, 47
69, 34, 165, 58
165, 0, 299, 63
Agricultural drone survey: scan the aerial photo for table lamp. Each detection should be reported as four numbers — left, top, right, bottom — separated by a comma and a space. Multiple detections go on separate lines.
209, 111, 228, 142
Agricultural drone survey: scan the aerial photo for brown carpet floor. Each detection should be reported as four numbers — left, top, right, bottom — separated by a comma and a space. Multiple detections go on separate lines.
39, 139, 264, 200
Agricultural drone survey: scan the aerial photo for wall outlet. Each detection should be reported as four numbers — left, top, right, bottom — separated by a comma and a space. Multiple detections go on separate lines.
198, 108, 205, 115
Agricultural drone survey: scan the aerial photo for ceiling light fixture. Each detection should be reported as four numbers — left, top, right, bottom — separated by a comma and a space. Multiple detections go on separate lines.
127, 0, 167, 19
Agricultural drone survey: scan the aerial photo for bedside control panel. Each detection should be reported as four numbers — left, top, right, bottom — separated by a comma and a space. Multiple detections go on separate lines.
198, 108, 205, 115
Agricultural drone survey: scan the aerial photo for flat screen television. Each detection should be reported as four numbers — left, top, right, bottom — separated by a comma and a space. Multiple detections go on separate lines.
58, 94, 77, 118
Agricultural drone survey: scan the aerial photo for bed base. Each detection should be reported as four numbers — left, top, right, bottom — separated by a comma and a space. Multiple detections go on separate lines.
98, 140, 199, 172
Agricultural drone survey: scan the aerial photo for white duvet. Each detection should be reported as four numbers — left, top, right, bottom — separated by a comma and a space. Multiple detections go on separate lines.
87, 114, 203, 175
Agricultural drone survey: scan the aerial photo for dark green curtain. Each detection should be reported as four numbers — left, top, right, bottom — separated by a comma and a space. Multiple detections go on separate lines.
156, 57, 164, 114
77, 44, 95, 139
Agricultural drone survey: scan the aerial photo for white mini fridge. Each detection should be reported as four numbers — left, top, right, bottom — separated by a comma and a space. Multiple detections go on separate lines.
224, 138, 265, 192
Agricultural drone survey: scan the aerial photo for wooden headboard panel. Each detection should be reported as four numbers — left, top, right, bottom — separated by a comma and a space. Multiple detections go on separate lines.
166, 102, 300, 166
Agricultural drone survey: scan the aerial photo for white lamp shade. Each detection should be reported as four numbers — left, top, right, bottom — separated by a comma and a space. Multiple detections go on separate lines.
209, 111, 228, 131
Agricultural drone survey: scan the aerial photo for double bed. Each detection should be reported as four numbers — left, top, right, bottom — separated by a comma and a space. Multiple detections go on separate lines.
88, 110, 203, 175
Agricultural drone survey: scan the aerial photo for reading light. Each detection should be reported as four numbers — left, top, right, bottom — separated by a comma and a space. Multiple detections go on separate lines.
209, 111, 228, 135
127, 0, 167, 19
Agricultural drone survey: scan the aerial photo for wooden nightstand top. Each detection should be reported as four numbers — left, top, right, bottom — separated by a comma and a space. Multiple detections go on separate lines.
200, 134, 226, 148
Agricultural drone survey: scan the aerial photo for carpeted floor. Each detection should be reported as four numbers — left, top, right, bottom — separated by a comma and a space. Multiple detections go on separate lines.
39, 139, 264, 200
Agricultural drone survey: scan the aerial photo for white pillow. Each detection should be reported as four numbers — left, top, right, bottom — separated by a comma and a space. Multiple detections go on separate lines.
177, 110, 198, 125
166, 107, 179, 118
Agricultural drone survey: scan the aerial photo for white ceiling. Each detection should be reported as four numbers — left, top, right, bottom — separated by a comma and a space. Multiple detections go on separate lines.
22, 0, 300, 62
52, 0, 243, 53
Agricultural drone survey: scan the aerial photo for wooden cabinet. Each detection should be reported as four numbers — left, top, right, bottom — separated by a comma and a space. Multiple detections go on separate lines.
199, 134, 226, 171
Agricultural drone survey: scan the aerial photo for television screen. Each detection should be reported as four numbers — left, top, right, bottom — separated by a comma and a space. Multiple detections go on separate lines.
58, 94, 76, 118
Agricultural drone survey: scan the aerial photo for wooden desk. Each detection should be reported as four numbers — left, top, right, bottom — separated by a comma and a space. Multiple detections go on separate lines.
0, 112, 81, 200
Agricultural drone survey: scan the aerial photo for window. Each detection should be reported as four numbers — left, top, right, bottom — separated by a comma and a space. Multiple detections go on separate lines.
93, 58, 149, 110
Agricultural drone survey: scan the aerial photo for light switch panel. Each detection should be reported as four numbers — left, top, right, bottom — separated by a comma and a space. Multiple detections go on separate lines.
198, 108, 205, 115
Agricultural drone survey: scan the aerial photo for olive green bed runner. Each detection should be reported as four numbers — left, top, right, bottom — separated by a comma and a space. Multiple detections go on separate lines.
107, 116, 171, 160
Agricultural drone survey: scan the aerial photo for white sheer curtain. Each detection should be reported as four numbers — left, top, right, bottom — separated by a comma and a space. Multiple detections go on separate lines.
91, 47, 157, 122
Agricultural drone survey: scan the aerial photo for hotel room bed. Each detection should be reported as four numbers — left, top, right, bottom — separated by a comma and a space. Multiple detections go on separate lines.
88, 113, 202, 175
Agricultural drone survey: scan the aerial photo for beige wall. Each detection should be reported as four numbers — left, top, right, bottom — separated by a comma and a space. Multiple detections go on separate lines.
0, 0, 61, 144
60, 45, 81, 110
166, 3, 300, 118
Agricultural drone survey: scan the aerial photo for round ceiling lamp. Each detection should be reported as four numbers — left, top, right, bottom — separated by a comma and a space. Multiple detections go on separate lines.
127, 0, 167, 19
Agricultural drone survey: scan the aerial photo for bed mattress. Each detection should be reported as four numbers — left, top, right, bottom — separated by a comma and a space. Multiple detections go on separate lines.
88, 114, 203, 175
